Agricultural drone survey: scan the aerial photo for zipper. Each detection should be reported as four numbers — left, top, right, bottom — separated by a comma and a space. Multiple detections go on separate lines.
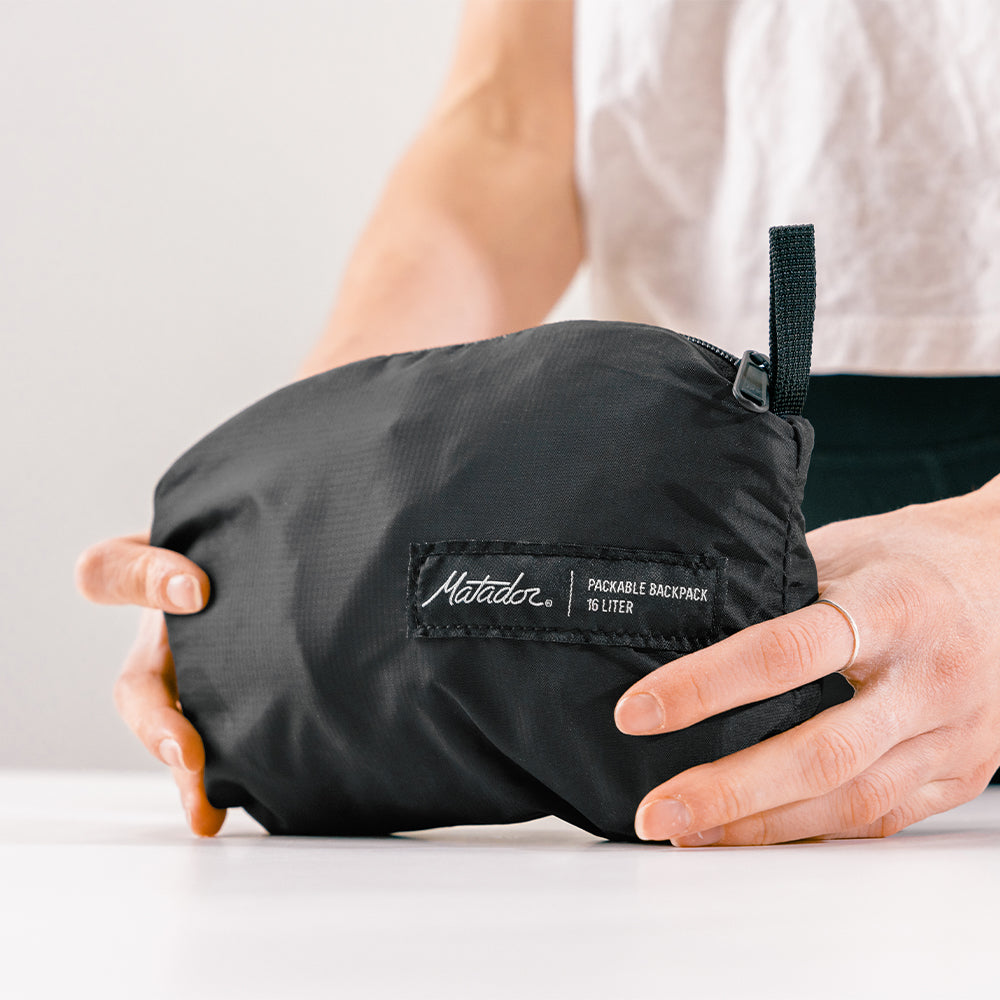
731, 349, 771, 412
680, 334, 742, 368
680, 334, 772, 413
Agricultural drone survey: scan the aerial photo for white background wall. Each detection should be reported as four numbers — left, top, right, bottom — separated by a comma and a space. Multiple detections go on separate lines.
1, 1, 588, 769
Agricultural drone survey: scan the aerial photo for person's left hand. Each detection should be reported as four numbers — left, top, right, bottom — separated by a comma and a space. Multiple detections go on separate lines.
613, 480, 1000, 846
75, 531, 225, 837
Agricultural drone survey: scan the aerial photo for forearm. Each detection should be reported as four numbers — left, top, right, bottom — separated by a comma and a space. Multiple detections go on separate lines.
295, 0, 581, 380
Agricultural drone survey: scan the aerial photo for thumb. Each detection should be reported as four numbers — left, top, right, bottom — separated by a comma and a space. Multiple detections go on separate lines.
75, 532, 209, 614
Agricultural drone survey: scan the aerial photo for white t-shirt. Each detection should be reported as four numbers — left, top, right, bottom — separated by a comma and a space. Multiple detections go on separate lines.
574, 0, 1000, 374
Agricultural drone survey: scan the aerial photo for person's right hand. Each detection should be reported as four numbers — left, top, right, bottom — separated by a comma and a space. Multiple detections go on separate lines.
75, 532, 226, 837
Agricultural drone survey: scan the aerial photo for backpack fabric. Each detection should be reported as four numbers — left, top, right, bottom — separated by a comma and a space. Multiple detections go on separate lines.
150, 225, 823, 842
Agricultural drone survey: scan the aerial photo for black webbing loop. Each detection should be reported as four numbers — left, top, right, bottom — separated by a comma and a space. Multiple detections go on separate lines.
768, 224, 816, 416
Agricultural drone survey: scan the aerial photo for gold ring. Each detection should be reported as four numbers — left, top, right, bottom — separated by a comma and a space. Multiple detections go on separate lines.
815, 597, 860, 672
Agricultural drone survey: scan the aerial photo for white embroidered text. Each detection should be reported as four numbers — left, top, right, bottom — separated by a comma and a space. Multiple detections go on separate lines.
421, 570, 553, 609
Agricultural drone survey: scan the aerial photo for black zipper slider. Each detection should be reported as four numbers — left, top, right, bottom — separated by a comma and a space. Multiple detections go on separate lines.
732, 350, 771, 412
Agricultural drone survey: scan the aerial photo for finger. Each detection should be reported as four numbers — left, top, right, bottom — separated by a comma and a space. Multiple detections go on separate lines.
632, 689, 908, 842
670, 729, 945, 847
814, 785, 957, 841
814, 767, 997, 841
75, 531, 209, 614
171, 765, 227, 838
113, 610, 226, 836
615, 596, 866, 736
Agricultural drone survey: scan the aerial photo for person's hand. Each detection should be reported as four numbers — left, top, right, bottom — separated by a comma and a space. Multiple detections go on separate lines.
613, 482, 1000, 846
75, 532, 226, 837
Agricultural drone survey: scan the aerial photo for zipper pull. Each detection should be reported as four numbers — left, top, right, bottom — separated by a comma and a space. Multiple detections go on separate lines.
732, 350, 771, 412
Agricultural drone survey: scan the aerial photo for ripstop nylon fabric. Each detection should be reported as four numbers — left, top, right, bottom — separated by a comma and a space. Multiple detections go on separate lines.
149, 226, 825, 841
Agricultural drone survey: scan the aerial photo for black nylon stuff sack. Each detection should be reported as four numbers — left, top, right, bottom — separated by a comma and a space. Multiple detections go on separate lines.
150, 224, 824, 843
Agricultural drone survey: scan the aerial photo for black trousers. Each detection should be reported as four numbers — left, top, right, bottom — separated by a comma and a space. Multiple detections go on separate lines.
801, 374, 1000, 784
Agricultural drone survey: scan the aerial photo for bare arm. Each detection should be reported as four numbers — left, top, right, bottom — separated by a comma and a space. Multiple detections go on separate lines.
296, 0, 581, 377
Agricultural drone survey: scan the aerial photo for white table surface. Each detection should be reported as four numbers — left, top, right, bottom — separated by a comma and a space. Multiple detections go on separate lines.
1, 770, 997, 1000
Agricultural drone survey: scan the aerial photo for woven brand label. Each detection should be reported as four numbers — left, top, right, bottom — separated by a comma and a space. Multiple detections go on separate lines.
407, 541, 725, 650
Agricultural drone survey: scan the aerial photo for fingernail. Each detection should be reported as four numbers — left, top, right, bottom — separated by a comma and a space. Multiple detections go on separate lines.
636, 797, 693, 841
166, 573, 202, 612
672, 826, 725, 848
158, 737, 185, 770
615, 692, 664, 734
